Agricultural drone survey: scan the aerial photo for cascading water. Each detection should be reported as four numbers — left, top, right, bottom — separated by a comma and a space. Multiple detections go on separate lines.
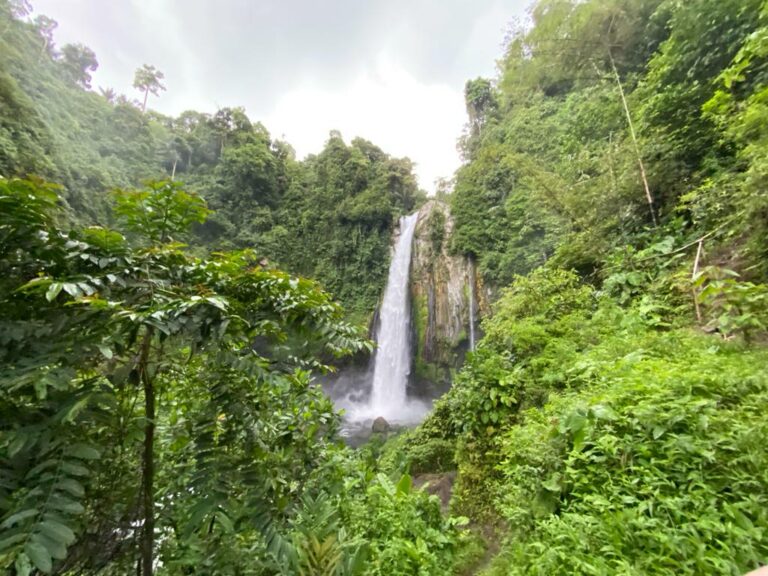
335, 212, 427, 429
368, 212, 419, 418
468, 258, 477, 351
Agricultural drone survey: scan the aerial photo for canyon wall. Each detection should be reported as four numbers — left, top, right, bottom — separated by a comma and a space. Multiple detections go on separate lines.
409, 200, 479, 394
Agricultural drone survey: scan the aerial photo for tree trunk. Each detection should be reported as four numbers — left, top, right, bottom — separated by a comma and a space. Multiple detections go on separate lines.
608, 50, 657, 227
142, 88, 149, 113
139, 327, 155, 575
171, 158, 178, 181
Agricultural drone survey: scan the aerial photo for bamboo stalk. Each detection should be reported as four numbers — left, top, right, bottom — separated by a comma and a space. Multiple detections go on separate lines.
608, 50, 658, 227
692, 239, 704, 324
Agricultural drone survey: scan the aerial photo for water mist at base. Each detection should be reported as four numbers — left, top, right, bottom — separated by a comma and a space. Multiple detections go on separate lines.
333, 212, 429, 438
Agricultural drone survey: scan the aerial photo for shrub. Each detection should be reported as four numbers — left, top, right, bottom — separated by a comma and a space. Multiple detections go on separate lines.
491, 328, 768, 575
345, 473, 460, 575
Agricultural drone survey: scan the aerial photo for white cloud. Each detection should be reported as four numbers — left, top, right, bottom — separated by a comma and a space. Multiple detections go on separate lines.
264, 53, 465, 192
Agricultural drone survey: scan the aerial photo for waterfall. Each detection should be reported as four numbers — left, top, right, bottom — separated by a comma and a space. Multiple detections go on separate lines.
468, 258, 477, 351
368, 212, 419, 420
332, 211, 428, 434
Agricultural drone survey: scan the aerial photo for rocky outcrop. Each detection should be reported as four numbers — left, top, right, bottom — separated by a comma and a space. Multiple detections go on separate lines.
409, 200, 476, 393
371, 416, 390, 433
414, 472, 456, 511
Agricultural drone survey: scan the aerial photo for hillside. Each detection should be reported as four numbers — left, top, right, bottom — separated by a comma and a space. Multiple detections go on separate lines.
0, 7, 424, 322
396, 0, 768, 572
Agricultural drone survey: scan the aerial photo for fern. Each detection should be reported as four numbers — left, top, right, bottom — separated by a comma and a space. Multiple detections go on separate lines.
0, 431, 99, 574
298, 535, 343, 576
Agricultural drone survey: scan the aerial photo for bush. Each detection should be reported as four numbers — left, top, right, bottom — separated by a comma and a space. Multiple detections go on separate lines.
345, 473, 460, 575
406, 439, 456, 474
489, 327, 768, 575
427, 267, 599, 439
378, 431, 457, 475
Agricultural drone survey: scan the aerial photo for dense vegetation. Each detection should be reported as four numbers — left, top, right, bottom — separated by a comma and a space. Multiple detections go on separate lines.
0, 3, 446, 574
0, 3, 424, 322
388, 0, 768, 573
451, 0, 768, 287
3, 0, 768, 574
0, 177, 460, 575
408, 270, 768, 574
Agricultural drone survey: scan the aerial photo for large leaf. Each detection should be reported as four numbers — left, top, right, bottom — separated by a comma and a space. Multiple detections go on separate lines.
24, 541, 52, 573
395, 473, 412, 497
0, 508, 38, 529
39, 519, 76, 545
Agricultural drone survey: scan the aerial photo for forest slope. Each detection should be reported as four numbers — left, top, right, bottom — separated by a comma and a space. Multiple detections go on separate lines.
0, 4, 425, 322
388, 0, 768, 573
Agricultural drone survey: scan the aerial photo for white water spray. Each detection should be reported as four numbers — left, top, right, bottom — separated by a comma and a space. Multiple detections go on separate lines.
468, 258, 477, 351
369, 212, 419, 419
337, 212, 427, 426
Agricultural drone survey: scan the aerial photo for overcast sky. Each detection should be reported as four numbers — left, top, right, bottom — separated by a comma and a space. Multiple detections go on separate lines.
31, 0, 529, 192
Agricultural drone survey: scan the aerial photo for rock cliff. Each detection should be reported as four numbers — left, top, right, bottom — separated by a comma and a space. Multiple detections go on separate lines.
324, 201, 485, 414
409, 200, 478, 394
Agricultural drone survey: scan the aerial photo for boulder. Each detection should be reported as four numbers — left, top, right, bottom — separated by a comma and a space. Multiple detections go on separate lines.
371, 416, 390, 433
414, 472, 457, 511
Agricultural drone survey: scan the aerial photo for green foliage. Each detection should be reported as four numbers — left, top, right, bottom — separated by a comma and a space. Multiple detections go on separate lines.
422, 265, 768, 572
346, 473, 458, 575
378, 430, 456, 476
436, 7, 768, 565
0, 9, 425, 325
0, 177, 458, 575
430, 268, 596, 440
0, 178, 378, 574
0, 11, 446, 569
639, 0, 762, 180
697, 3, 768, 278
426, 208, 446, 256
0, 71, 54, 177
464, 77, 497, 140
488, 328, 768, 575
405, 439, 456, 475
59, 43, 98, 89
5, 1, 768, 574
114, 180, 211, 243
451, 0, 768, 288
0, 11, 172, 220
450, 531, 487, 576
133, 64, 166, 111
694, 266, 768, 339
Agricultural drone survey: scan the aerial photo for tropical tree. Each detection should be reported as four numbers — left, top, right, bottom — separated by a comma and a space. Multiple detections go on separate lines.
99, 86, 116, 103
0, 178, 369, 575
133, 64, 166, 113
32, 14, 57, 57
59, 43, 98, 89
0, 0, 32, 19
464, 77, 497, 140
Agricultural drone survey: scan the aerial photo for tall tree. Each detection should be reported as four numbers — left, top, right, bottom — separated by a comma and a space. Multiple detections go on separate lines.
464, 77, 497, 140
0, 178, 369, 574
59, 43, 98, 89
99, 86, 116, 103
0, 0, 32, 19
32, 14, 57, 57
133, 64, 166, 113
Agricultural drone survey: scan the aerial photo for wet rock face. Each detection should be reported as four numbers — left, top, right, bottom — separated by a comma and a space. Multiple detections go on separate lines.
409, 200, 475, 392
